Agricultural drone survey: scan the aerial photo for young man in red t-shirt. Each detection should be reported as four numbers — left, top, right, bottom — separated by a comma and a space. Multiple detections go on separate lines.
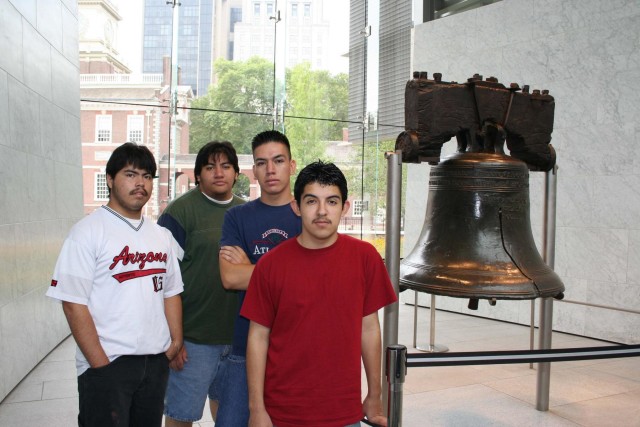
241, 160, 397, 427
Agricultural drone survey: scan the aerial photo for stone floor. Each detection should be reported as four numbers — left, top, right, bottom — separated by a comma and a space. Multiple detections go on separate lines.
1, 302, 639, 426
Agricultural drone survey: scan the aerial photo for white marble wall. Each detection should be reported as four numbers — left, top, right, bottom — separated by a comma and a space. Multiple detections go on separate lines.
0, 0, 81, 401
404, 0, 640, 344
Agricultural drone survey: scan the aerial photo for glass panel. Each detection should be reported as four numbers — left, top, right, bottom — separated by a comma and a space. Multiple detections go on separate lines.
189, 58, 274, 154
80, 0, 410, 242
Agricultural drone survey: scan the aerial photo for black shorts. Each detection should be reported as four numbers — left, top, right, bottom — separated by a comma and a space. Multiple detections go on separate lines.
77, 353, 169, 427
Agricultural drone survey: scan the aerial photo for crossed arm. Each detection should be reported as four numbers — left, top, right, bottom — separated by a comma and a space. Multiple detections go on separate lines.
219, 245, 254, 290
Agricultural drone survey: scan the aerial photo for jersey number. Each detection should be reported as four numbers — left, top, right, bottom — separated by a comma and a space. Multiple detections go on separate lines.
153, 276, 163, 292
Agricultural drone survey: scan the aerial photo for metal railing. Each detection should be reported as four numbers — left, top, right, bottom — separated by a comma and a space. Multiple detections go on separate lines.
383, 343, 640, 427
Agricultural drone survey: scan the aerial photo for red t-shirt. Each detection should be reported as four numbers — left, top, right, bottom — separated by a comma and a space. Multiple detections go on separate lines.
241, 234, 397, 427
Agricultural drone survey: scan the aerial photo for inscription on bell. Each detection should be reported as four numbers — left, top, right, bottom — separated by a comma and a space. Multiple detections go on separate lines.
429, 178, 529, 191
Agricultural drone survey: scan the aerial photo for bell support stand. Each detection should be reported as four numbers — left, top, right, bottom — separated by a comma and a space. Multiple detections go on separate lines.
413, 292, 449, 353
536, 164, 558, 411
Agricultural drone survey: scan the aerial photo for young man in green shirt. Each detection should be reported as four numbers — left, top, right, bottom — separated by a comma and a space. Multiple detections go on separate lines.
158, 141, 245, 426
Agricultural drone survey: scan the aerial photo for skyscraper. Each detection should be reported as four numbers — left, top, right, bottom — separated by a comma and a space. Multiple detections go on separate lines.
142, 0, 214, 96
233, 0, 331, 70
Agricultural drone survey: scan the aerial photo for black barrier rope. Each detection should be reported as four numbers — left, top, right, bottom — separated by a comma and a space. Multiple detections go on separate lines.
405, 343, 640, 367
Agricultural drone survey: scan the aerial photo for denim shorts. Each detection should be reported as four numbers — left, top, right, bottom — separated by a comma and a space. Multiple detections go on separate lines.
215, 354, 250, 427
163, 341, 231, 422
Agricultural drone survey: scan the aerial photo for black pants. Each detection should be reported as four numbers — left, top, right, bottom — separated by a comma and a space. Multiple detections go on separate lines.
77, 353, 169, 427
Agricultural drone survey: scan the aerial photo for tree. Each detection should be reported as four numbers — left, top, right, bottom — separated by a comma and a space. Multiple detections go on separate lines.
234, 174, 250, 199
189, 57, 275, 154
284, 62, 349, 168
190, 59, 348, 163
188, 58, 350, 200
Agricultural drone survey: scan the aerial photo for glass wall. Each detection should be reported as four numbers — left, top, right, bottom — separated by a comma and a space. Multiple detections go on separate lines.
81, 0, 413, 255
161, 0, 408, 255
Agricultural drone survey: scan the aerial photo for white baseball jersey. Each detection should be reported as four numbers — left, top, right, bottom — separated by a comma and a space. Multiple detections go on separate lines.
47, 206, 184, 376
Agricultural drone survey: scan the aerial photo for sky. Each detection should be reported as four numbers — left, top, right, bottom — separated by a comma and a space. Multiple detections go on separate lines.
114, 0, 350, 76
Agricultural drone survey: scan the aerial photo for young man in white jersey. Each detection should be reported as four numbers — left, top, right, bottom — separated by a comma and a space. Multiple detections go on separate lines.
47, 142, 184, 427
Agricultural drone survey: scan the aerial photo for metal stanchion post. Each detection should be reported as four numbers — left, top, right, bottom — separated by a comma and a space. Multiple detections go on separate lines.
536, 297, 553, 410
415, 294, 448, 353
529, 299, 535, 369
413, 291, 418, 348
383, 151, 402, 412
386, 345, 406, 427
536, 164, 558, 411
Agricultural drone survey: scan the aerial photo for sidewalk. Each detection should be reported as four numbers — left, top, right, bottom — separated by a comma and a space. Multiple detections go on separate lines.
1, 302, 639, 426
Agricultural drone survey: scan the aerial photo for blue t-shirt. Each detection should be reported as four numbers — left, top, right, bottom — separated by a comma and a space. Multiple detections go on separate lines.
220, 198, 301, 356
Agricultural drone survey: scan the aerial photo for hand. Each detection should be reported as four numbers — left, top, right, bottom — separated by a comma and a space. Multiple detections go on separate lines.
164, 341, 187, 370
248, 408, 273, 427
90, 358, 111, 369
363, 394, 387, 427
169, 345, 188, 371
220, 245, 251, 265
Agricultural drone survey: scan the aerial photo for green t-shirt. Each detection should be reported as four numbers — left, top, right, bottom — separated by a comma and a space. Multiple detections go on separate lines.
158, 188, 245, 344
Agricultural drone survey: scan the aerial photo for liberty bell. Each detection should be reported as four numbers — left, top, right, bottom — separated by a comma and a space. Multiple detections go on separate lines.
396, 72, 565, 307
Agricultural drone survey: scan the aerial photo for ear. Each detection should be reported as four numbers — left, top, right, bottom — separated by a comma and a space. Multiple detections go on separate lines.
289, 159, 297, 175
106, 174, 114, 190
290, 199, 301, 217
341, 200, 350, 218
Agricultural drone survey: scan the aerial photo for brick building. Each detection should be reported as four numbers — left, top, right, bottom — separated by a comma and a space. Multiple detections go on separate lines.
79, 0, 263, 218
80, 67, 192, 218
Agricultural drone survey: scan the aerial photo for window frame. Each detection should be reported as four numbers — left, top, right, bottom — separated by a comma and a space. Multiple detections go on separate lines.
95, 114, 112, 143
94, 172, 109, 201
352, 200, 368, 217
127, 114, 145, 143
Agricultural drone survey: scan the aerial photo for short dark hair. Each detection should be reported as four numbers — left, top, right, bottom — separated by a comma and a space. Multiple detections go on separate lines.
194, 141, 240, 185
251, 130, 291, 158
106, 143, 156, 195
294, 160, 348, 206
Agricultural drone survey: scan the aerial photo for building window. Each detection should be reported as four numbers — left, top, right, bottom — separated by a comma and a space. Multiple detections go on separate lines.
95, 173, 109, 200
254, 2, 260, 16
96, 115, 112, 143
127, 115, 144, 142
291, 3, 298, 17
425, 0, 502, 21
230, 7, 242, 31
304, 3, 311, 17
266, 2, 274, 16
352, 200, 368, 217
